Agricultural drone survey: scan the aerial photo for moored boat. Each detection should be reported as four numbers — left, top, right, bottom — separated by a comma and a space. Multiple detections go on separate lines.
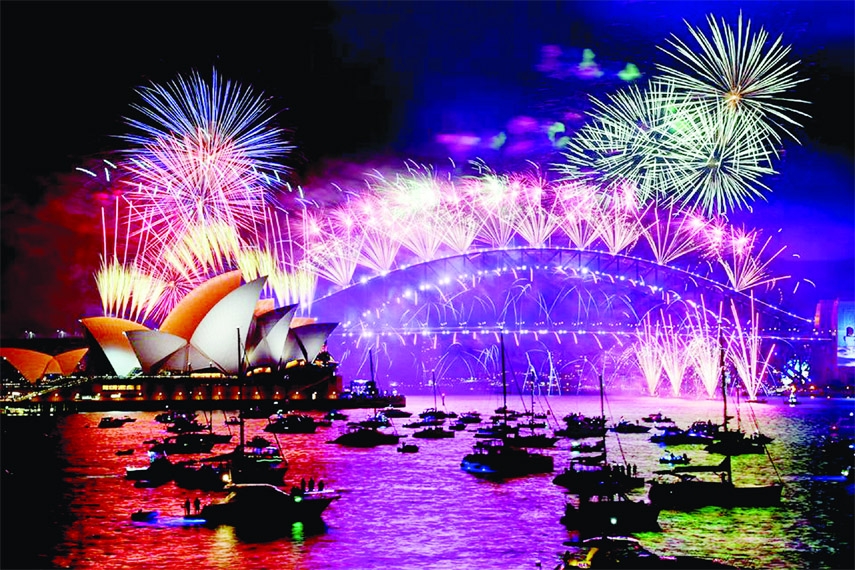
330, 425, 402, 447
199, 483, 340, 528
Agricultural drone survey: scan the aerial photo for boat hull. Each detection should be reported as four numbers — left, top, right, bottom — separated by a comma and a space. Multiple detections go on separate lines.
648, 480, 783, 509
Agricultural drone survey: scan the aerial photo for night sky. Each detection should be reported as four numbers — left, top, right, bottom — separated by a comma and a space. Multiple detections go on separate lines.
2, 0, 853, 337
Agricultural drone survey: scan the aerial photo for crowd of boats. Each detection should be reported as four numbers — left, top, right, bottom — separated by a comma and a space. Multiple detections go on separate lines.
99, 336, 853, 569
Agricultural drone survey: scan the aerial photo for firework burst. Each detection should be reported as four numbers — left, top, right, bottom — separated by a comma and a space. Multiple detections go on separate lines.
656, 11, 810, 145
120, 68, 292, 242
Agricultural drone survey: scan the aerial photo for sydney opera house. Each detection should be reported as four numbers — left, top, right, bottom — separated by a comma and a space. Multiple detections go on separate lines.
0, 270, 371, 410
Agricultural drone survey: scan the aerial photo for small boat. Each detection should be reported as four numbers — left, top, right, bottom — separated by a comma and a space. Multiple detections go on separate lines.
150, 434, 216, 455
116, 448, 135, 456
412, 426, 455, 439
154, 410, 195, 424
379, 406, 412, 418
397, 443, 419, 453
166, 417, 211, 433
649, 425, 714, 445
461, 438, 554, 479
330, 425, 402, 447
554, 413, 607, 439
224, 416, 241, 426
199, 483, 340, 528
609, 419, 651, 434
448, 420, 467, 431
323, 410, 349, 421
126, 452, 176, 485
473, 422, 518, 439
130, 510, 159, 522
561, 492, 661, 537
264, 412, 317, 434
659, 452, 691, 465
98, 417, 128, 428
457, 411, 483, 424
642, 412, 673, 423
503, 432, 559, 448
358, 413, 392, 429
558, 536, 737, 569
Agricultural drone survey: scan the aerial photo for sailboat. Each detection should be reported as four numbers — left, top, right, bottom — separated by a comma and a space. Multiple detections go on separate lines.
552, 374, 644, 494
221, 330, 289, 485
460, 334, 554, 479
330, 350, 404, 448
648, 337, 783, 510
502, 367, 558, 448
412, 372, 455, 439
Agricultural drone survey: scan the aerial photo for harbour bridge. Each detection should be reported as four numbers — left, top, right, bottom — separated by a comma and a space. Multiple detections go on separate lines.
307, 247, 826, 397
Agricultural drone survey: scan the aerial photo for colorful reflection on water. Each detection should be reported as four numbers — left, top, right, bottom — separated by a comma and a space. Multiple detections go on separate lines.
2, 395, 852, 569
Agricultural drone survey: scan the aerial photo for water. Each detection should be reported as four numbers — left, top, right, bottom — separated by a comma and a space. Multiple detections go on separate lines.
2, 394, 853, 569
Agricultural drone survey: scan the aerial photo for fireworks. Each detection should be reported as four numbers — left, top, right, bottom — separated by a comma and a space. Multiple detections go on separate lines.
728, 294, 776, 401
120, 68, 292, 249
656, 11, 809, 145
557, 13, 809, 216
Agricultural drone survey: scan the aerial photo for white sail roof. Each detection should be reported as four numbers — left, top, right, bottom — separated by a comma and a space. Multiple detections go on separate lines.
190, 276, 267, 375
246, 304, 297, 369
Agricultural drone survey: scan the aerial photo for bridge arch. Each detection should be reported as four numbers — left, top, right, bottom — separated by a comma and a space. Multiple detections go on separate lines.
307, 246, 814, 395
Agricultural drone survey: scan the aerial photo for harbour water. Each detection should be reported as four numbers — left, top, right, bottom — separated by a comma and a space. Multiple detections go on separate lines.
2, 394, 853, 569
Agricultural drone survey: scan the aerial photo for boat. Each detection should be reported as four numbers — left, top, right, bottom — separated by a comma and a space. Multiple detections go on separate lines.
323, 409, 349, 422
330, 424, 402, 447
647, 352, 784, 510
642, 412, 673, 423
552, 375, 644, 494
649, 456, 782, 509
457, 411, 483, 424
397, 443, 419, 453
166, 417, 211, 433
554, 412, 607, 439
412, 425, 455, 439
115, 448, 135, 456
503, 431, 558, 448
150, 433, 217, 455
473, 421, 518, 439
461, 438, 554, 478
358, 413, 392, 428
448, 419, 467, 431
704, 430, 769, 455
379, 406, 412, 418
125, 451, 178, 485
560, 491, 661, 537
503, 380, 559, 448
224, 415, 241, 426
173, 462, 229, 491
98, 416, 128, 428
649, 425, 714, 445
609, 419, 651, 434
154, 410, 195, 424
130, 510, 159, 522
199, 483, 340, 528
659, 451, 691, 465
460, 335, 554, 479
557, 536, 736, 569
263, 412, 318, 434
402, 416, 444, 429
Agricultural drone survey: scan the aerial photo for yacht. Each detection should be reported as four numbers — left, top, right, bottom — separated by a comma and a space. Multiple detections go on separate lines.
200, 483, 339, 528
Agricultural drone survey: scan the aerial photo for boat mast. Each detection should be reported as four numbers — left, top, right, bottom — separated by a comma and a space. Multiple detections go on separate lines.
599, 373, 607, 463
501, 333, 507, 425
719, 327, 733, 484
237, 327, 245, 449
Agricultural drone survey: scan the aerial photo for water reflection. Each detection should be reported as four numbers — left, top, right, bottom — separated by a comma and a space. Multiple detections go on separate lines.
1, 395, 852, 569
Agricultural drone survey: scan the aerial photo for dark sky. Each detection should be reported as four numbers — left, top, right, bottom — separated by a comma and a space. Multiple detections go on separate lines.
2, 0, 853, 336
